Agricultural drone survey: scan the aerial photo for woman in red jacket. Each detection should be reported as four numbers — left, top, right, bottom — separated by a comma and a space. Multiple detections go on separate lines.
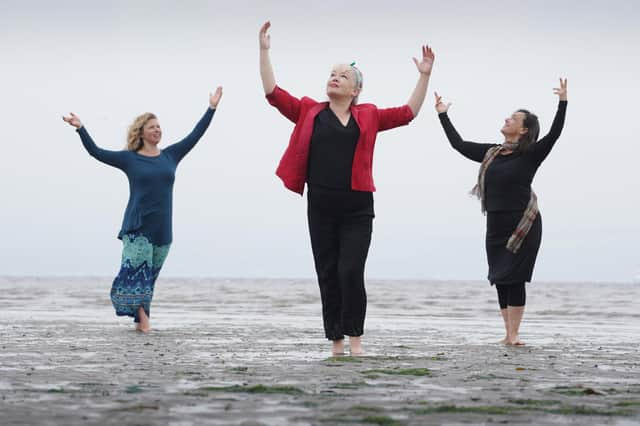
259, 21, 434, 355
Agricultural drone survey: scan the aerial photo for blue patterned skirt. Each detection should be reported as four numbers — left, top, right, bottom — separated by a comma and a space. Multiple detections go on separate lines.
110, 233, 171, 322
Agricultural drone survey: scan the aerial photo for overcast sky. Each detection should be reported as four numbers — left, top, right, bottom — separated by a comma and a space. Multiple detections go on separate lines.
1, 0, 639, 282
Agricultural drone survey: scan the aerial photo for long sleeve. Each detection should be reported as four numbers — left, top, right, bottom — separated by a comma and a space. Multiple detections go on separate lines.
77, 127, 129, 171
438, 112, 496, 163
164, 107, 215, 164
527, 101, 567, 163
377, 105, 415, 132
265, 85, 302, 123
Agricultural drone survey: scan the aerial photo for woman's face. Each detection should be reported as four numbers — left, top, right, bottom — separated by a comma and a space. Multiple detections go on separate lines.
142, 118, 162, 146
326, 65, 359, 101
500, 111, 527, 140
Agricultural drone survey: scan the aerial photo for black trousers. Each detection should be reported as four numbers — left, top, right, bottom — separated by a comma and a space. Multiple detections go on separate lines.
307, 186, 374, 341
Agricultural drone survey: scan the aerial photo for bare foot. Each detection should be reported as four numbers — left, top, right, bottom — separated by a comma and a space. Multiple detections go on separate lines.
507, 335, 525, 346
349, 336, 364, 356
500, 336, 509, 345
332, 339, 345, 356
137, 307, 151, 333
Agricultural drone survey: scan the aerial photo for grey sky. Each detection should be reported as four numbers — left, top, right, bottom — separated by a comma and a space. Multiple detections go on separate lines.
1, 0, 639, 282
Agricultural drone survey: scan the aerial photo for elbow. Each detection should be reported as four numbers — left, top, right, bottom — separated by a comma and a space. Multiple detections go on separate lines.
263, 82, 277, 97
407, 103, 419, 118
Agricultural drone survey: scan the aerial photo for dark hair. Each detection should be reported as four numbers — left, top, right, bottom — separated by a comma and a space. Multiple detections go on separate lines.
516, 109, 540, 152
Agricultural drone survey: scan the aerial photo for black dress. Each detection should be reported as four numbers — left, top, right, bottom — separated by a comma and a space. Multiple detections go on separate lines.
439, 101, 567, 286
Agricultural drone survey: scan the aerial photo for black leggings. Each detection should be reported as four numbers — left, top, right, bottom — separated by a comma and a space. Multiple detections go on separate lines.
496, 283, 526, 309
307, 186, 373, 341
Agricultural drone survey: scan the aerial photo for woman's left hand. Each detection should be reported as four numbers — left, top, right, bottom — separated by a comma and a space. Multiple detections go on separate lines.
553, 78, 567, 101
413, 45, 435, 75
209, 86, 223, 108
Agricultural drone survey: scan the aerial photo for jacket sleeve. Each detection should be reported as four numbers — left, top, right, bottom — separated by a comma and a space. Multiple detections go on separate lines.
438, 112, 496, 163
527, 101, 568, 164
377, 104, 415, 131
164, 107, 215, 164
77, 127, 129, 171
265, 85, 302, 123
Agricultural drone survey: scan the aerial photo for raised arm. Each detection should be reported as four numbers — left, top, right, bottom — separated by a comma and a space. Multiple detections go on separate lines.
259, 21, 276, 95
376, 45, 434, 131
260, 21, 302, 123
63, 112, 129, 170
528, 78, 568, 163
435, 93, 496, 163
406, 45, 435, 117
164, 87, 222, 164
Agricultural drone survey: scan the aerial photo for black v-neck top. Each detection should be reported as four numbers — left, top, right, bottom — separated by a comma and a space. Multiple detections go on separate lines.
307, 107, 361, 190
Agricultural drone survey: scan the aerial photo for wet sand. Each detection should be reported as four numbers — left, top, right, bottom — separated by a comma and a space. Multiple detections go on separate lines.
1, 277, 639, 425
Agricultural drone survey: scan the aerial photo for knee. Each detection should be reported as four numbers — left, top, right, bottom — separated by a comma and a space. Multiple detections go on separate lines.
338, 264, 362, 283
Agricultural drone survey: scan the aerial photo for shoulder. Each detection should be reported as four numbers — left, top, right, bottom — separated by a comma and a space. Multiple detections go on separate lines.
300, 96, 322, 107
352, 103, 377, 112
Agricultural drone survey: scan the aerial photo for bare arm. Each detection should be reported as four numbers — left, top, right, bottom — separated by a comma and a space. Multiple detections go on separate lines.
259, 21, 276, 95
407, 45, 435, 117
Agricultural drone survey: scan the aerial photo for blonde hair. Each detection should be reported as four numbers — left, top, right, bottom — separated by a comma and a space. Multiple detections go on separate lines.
126, 112, 157, 151
350, 65, 363, 105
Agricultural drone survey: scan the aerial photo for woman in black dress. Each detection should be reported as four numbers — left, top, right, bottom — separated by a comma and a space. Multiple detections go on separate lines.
436, 79, 567, 345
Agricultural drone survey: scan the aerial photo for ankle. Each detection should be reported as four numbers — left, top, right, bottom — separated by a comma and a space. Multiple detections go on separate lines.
332, 339, 345, 354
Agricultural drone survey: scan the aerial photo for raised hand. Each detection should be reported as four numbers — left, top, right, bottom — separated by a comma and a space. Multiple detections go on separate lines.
259, 21, 271, 50
259, 21, 276, 94
553, 78, 568, 101
434, 92, 451, 114
209, 86, 223, 109
412, 45, 435, 75
62, 112, 82, 128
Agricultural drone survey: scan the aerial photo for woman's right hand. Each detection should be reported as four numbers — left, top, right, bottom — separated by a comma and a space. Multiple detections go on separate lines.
62, 112, 82, 128
259, 21, 271, 50
434, 92, 451, 114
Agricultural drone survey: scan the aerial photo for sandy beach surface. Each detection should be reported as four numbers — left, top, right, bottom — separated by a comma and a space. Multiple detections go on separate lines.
1, 277, 638, 425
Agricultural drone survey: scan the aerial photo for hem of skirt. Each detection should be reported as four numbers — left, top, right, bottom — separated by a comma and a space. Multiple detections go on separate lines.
115, 307, 149, 323
115, 311, 138, 322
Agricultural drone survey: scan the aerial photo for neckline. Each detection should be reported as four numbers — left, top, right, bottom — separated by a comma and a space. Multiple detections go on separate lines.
326, 106, 353, 128
134, 150, 163, 158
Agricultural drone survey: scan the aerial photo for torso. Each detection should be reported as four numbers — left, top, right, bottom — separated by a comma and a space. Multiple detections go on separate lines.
306, 107, 361, 191
484, 151, 539, 212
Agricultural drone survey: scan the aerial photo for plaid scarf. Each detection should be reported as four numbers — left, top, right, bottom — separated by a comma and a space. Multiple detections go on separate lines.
470, 143, 539, 254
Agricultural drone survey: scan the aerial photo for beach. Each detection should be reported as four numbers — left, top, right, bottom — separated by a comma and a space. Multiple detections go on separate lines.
1, 277, 639, 425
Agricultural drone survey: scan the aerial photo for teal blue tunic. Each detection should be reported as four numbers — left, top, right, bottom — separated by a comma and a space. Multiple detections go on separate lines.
76, 107, 215, 245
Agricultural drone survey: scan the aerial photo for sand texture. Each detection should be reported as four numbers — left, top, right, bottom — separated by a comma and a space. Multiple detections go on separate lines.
1, 277, 639, 425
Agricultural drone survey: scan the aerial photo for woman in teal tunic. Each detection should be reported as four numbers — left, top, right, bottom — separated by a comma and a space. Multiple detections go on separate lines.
63, 87, 223, 332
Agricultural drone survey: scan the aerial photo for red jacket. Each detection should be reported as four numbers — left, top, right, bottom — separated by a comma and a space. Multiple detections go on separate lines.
266, 85, 415, 195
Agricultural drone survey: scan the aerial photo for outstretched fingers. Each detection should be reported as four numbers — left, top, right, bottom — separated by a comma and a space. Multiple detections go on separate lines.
260, 21, 271, 34
423, 45, 435, 60
62, 112, 81, 128
210, 86, 223, 108
259, 21, 271, 49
